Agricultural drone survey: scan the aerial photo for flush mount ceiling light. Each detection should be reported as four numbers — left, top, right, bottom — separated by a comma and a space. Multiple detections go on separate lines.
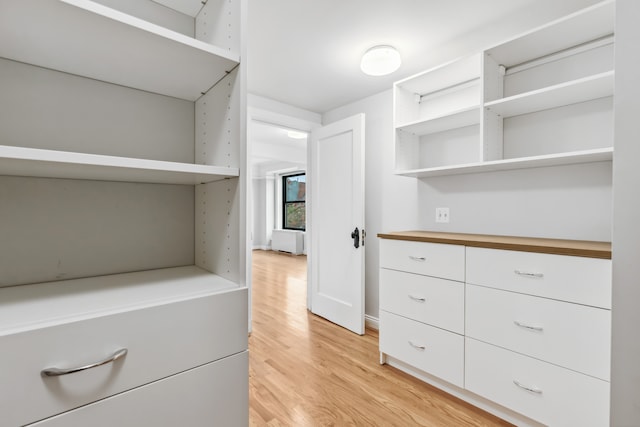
287, 130, 308, 139
360, 45, 401, 76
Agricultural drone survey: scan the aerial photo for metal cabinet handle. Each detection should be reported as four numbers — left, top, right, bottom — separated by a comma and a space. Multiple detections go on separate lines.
408, 294, 426, 302
42, 348, 128, 377
513, 380, 543, 394
514, 320, 544, 332
409, 256, 426, 262
408, 340, 426, 350
514, 270, 544, 278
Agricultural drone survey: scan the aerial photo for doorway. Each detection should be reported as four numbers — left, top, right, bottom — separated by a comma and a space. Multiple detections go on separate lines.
247, 104, 319, 329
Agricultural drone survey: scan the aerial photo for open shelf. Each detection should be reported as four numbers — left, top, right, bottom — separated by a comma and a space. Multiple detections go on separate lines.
486, 0, 615, 68
0, 145, 239, 184
0, 266, 240, 335
485, 71, 614, 118
397, 106, 480, 136
0, 0, 239, 101
397, 147, 613, 178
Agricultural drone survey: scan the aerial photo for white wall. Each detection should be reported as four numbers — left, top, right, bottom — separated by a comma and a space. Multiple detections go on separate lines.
417, 162, 611, 241
611, 0, 640, 423
324, 95, 612, 322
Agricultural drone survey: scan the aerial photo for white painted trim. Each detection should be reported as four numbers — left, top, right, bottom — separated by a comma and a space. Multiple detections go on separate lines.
365, 315, 379, 330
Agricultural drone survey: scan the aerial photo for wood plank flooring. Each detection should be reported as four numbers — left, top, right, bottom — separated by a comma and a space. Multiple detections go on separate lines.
249, 249, 513, 427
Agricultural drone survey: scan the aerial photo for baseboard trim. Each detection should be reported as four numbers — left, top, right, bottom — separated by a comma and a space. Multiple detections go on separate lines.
365, 314, 379, 331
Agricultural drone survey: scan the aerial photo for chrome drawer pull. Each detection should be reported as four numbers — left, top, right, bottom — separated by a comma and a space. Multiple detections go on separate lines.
409, 256, 426, 262
513, 380, 543, 394
408, 294, 426, 302
408, 340, 426, 350
514, 270, 544, 278
42, 348, 128, 377
514, 320, 544, 332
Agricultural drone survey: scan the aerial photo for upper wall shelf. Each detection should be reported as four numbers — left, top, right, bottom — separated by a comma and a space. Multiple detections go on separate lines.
0, 0, 239, 101
486, 0, 615, 68
397, 106, 480, 136
398, 147, 613, 178
485, 71, 614, 118
0, 145, 239, 185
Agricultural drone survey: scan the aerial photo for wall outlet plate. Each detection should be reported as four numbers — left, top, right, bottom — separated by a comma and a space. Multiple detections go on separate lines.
436, 207, 450, 223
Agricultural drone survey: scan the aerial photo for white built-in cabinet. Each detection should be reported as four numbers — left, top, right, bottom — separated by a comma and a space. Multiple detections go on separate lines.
379, 232, 612, 427
393, 0, 615, 177
0, 0, 247, 425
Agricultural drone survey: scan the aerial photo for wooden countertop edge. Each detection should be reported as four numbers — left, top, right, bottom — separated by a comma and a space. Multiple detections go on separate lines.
377, 232, 612, 260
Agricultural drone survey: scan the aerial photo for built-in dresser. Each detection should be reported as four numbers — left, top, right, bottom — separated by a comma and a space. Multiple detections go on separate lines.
379, 231, 611, 426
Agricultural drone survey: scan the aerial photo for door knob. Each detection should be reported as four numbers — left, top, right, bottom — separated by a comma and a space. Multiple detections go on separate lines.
351, 227, 360, 249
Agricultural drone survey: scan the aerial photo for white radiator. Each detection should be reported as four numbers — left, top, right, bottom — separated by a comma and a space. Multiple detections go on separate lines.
271, 229, 304, 255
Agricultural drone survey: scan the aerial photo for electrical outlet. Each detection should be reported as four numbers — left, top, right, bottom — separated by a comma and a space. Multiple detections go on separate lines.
435, 207, 450, 223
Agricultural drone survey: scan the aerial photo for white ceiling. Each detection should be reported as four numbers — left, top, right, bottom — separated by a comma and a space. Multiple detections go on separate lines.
250, 121, 307, 169
247, 0, 602, 114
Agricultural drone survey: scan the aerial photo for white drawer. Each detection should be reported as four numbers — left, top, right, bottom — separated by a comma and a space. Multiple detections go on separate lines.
29, 351, 249, 427
380, 310, 464, 387
1, 288, 248, 427
466, 284, 610, 380
465, 338, 609, 427
380, 268, 464, 334
466, 247, 611, 308
380, 239, 465, 281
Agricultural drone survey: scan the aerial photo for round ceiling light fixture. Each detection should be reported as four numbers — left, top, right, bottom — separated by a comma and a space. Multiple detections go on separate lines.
360, 45, 401, 76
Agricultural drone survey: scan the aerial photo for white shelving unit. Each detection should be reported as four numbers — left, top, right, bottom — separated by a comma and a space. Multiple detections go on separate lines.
393, 0, 615, 177
0, 0, 248, 425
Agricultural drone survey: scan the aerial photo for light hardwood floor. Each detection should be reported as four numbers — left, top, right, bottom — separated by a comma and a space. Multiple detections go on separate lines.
249, 249, 513, 427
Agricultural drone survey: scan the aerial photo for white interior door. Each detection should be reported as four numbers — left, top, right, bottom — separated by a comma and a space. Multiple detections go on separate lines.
309, 114, 365, 335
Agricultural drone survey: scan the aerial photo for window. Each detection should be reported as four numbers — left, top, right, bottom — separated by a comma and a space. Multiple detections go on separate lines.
283, 173, 306, 231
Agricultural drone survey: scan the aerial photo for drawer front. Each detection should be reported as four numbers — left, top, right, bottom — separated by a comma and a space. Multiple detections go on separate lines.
2, 288, 248, 427
380, 268, 464, 334
29, 351, 249, 427
380, 310, 464, 387
466, 284, 610, 380
466, 247, 611, 308
465, 338, 609, 427
380, 239, 465, 281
